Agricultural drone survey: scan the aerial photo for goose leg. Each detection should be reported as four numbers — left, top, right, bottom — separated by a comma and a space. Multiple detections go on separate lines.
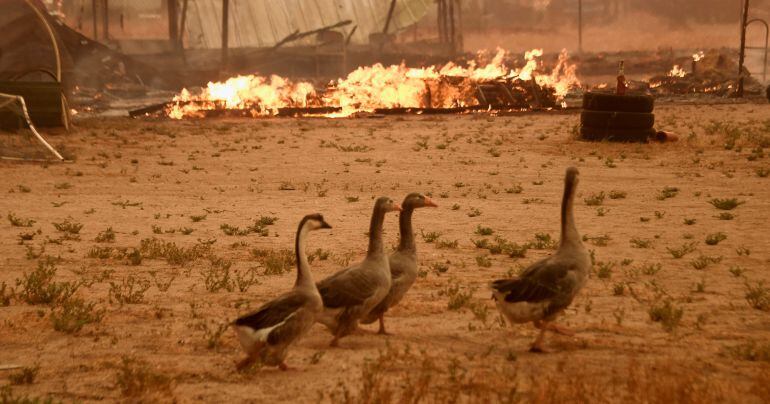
236, 353, 257, 371
377, 315, 390, 335
546, 323, 575, 336
329, 336, 340, 347
529, 320, 549, 353
278, 362, 292, 371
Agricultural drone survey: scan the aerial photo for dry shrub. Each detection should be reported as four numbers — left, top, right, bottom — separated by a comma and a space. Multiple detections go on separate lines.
325, 344, 519, 404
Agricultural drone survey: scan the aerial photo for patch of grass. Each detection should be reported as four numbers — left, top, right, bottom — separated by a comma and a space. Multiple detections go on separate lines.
725, 341, 770, 362
115, 356, 172, 397
728, 265, 746, 277
583, 234, 610, 246
108, 276, 151, 305
201, 257, 234, 292
436, 239, 459, 249
745, 281, 770, 311
51, 297, 104, 333
705, 232, 727, 245
475, 255, 492, 268
690, 255, 722, 270
8, 366, 39, 385
87, 246, 115, 259
608, 190, 627, 199
505, 184, 523, 194
421, 230, 442, 243
52, 217, 83, 234
683, 218, 696, 225
190, 214, 207, 222
0, 282, 13, 306
252, 248, 295, 275
640, 263, 663, 276
441, 280, 476, 311
656, 186, 679, 200
529, 233, 557, 250
8, 213, 35, 227
139, 238, 211, 266
648, 299, 684, 332
584, 191, 605, 206
708, 198, 744, 210
612, 283, 626, 296
630, 237, 652, 249
666, 242, 697, 259
716, 212, 734, 220
430, 261, 450, 275
95, 228, 116, 243
595, 261, 614, 279
15, 258, 80, 305
474, 225, 494, 236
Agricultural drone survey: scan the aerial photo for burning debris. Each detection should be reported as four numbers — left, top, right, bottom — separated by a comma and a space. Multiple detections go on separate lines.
646, 50, 763, 97
158, 49, 580, 119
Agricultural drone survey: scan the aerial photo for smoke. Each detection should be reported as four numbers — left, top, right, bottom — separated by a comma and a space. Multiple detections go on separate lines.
463, 11, 744, 54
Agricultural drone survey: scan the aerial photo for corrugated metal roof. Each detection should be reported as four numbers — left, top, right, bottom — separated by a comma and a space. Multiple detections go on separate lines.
184, 0, 431, 49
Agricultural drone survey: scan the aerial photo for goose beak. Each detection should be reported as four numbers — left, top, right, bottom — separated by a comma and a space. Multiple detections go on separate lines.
424, 196, 438, 207
392, 204, 403, 212
320, 220, 332, 229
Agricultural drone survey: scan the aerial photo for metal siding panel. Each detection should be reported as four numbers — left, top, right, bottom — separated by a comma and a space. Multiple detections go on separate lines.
182, 0, 429, 49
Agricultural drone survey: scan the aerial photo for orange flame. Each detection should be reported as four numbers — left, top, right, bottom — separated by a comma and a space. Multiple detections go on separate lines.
167, 48, 580, 119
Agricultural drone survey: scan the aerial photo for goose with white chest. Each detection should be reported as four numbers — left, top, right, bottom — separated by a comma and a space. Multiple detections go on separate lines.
232, 214, 331, 370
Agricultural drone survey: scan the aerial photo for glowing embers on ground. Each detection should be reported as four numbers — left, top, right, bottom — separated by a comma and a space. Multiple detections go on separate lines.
166, 48, 582, 119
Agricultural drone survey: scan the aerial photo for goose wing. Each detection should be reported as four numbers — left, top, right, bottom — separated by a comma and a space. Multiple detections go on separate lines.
317, 264, 379, 308
491, 258, 574, 303
234, 293, 306, 331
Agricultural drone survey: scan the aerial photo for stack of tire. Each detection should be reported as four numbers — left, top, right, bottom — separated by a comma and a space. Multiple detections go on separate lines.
580, 93, 655, 142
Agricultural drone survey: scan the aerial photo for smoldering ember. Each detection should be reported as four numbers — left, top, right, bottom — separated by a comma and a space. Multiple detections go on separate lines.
1, 0, 769, 402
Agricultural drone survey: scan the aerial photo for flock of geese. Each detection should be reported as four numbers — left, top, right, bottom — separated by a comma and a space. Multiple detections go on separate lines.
232, 167, 590, 370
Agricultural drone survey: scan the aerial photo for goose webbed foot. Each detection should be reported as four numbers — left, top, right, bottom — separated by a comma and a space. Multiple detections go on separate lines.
278, 362, 293, 371
329, 337, 340, 348
530, 323, 549, 353
529, 344, 550, 353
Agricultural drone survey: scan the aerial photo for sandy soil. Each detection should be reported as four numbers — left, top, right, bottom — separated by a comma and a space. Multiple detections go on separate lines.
1, 103, 769, 403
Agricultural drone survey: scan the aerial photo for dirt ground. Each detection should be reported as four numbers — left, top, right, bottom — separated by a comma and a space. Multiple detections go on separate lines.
1, 103, 769, 403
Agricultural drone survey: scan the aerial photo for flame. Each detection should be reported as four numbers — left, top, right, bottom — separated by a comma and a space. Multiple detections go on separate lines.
167, 75, 317, 119
692, 51, 705, 62
166, 48, 580, 119
667, 65, 687, 78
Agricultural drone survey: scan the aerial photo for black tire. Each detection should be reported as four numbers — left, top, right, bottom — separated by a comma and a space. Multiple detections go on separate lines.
583, 92, 654, 113
579, 125, 653, 143
581, 111, 655, 130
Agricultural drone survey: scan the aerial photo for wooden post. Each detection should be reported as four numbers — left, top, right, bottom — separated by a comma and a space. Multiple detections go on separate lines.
179, 0, 189, 50
168, 0, 179, 45
92, 0, 98, 39
221, 0, 229, 73
448, 0, 455, 56
102, 0, 109, 40
578, 0, 583, 53
437, 0, 445, 43
738, 0, 749, 97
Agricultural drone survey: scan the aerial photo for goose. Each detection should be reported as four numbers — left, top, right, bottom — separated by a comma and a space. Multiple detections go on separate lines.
490, 167, 590, 352
232, 213, 332, 370
361, 193, 438, 334
316, 196, 402, 346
